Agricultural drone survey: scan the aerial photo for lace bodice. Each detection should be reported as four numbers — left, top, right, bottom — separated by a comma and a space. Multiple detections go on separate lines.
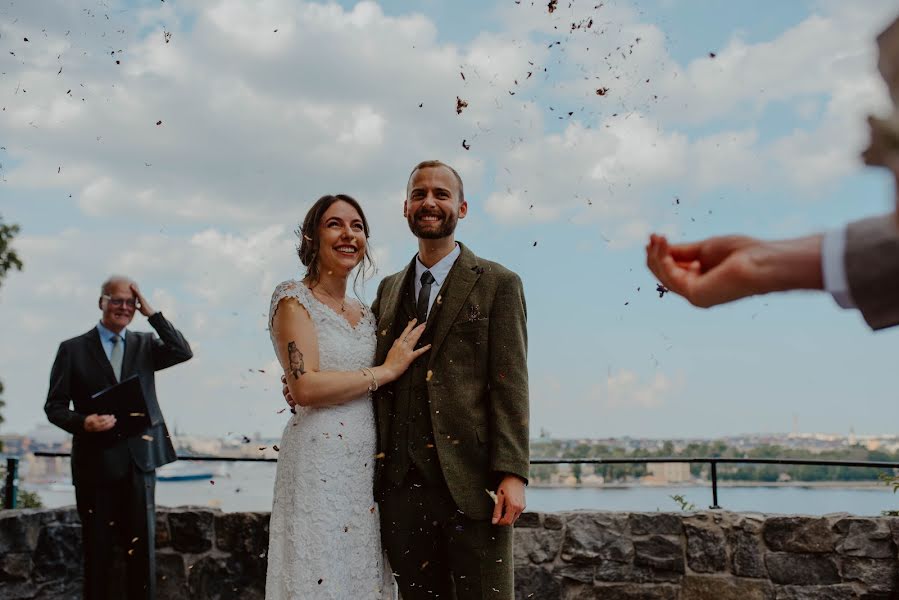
268, 279, 376, 373
265, 279, 394, 599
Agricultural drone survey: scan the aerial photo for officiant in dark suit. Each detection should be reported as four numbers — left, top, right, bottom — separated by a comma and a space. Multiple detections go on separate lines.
45, 275, 193, 600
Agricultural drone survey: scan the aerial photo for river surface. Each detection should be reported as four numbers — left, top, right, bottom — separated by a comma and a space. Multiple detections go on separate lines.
25, 461, 899, 516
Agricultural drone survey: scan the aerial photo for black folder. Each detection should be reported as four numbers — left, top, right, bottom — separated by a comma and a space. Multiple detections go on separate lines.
84, 375, 151, 439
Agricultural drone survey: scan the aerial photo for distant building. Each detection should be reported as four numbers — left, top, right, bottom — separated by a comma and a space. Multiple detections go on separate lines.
645, 462, 692, 484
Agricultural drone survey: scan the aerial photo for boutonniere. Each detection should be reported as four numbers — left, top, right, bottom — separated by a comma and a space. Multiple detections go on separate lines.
471, 265, 485, 275
467, 303, 482, 321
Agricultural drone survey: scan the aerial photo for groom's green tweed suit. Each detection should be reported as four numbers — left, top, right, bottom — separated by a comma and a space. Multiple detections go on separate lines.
371, 242, 529, 598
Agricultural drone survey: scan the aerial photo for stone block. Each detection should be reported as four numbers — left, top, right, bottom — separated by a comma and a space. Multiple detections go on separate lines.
215, 512, 269, 557
156, 552, 190, 600
556, 564, 595, 584
588, 583, 679, 599
514, 527, 563, 564
833, 518, 894, 559
681, 575, 775, 600
515, 512, 542, 529
774, 584, 859, 600
560, 513, 633, 564
595, 559, 682, 584
168, 508, 216, 554
766, 552, 840, 585
188, 555, 265, 600
628, 513, 683, 537
685, 522, 727, 573
31, 524, 82, 584
515, 565, 560, 599
633, 535, 684, 574
155, 512, 171, 548
840, 557, 898, 592
728, 527, 767, 578
764, 517, 834, 553
0, 553, 32, 582
0, 510, 46, 555
544, 513, 564, 530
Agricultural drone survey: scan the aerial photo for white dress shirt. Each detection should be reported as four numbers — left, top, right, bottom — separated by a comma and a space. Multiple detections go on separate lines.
821, 226, 856, 309
414, 243, 462, 319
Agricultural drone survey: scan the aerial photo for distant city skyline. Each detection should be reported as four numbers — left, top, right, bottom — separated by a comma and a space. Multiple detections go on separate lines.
2, 0, 899, 440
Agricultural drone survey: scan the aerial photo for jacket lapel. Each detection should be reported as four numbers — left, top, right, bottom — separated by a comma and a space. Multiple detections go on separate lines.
427, 244, 481, 364
85, 328, 117, 385
121, 330, 138, 380
375, 258, 416, 363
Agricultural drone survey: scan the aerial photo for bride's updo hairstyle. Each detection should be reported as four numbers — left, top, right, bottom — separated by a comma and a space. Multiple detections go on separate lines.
296, 194, 375, 290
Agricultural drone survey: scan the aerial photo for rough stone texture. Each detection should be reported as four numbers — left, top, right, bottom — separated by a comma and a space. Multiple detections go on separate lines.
764, 516, 835, 553
729, 526, 768, 578
774, 584, 859, 600
833, 518, 894, 559
685, 519, 727, 573
167, 507, 216, 554
633, 535, 684, 574
4, 508, 899, 599
628, 513, 683, 537
681, 575, 775, 600
515, 511, 542, 529
840, 557, 898, 592
766, 552, 841, 585
156, 552, 189, 600
514, 526, 563, 564
560, 513, 633, 564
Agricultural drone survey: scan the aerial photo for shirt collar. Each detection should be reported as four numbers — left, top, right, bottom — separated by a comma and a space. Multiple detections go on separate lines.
96, 320, 126, 342
415, 243, 461, 286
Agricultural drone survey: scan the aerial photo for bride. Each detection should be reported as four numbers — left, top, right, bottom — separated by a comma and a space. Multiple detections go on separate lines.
265, 194, 429, 599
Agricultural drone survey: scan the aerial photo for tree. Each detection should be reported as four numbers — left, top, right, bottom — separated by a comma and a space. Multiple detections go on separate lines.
0, 214, 23, 438
0, 215, 23, 285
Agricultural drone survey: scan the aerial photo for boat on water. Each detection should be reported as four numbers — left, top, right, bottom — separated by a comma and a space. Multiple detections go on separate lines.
157, 461, 227, 482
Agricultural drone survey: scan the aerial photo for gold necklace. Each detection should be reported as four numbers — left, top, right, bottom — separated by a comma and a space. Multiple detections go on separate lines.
314, 285, 346, 313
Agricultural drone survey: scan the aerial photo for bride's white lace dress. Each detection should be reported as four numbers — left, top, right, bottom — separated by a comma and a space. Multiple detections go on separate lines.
265, 280, 395, 599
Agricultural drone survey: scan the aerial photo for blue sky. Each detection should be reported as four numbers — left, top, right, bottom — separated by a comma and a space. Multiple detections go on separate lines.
1, 0, 898, 441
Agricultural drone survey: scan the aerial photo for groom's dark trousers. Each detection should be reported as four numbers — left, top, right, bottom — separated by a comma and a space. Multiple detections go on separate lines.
371, 243, 529, 599
45, 313, 192, 600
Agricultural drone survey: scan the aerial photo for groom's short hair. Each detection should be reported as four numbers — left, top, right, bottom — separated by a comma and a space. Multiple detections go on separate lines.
407, 160, 465, 203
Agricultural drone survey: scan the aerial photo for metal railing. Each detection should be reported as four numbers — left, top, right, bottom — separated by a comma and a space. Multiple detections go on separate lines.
3, 453, 898, 510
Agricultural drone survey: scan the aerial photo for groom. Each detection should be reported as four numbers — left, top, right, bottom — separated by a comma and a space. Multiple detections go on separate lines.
370, 160, 529, 598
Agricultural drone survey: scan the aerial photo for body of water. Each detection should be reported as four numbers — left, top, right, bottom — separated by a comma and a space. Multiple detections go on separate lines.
25, 461, 899, 516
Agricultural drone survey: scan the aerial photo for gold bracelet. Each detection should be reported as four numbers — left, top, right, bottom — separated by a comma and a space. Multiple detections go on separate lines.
361, 367, 378, 392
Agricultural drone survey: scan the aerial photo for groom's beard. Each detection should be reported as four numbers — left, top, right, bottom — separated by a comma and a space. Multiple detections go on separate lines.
407, 209, 459, 239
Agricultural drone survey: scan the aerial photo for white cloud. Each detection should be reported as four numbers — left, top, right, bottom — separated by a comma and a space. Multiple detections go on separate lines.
595, 369, 683, 410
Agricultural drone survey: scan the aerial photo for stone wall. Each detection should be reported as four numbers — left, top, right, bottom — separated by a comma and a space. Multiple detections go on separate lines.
3, 508, 899, 599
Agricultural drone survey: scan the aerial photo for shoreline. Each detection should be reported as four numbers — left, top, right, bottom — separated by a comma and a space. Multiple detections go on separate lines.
529, 481, 890, 490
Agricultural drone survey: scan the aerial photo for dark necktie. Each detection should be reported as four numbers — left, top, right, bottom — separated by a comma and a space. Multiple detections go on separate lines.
417, 270, 436, 323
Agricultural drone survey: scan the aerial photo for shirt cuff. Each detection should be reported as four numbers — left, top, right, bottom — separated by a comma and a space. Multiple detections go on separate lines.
821, 227, 856, 309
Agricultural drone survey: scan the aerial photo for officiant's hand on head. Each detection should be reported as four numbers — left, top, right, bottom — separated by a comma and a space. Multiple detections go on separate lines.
129, 283, 156, 317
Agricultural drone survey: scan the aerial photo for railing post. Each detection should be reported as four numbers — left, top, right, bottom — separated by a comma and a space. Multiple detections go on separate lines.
4, 457, 19, 509
710, 460, 720, 509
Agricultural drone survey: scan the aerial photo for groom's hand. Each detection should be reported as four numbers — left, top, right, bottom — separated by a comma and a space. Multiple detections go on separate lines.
492, 474, 526, 526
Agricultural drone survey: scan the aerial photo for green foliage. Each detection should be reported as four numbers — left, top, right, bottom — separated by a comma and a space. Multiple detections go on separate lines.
16, 489, 42, 509
0, 214, 23, 437
670, 494, 695, 511
0, 215, 23, 286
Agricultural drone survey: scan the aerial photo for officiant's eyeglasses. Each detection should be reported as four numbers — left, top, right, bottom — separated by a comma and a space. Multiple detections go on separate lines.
102, 295, 138, 308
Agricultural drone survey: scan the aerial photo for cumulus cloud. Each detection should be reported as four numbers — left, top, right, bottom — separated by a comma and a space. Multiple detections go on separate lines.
2, 0, 897, 437
594, 369, 683, 410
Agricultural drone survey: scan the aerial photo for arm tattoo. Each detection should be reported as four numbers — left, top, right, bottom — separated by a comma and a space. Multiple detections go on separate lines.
287, 341, 306, 380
